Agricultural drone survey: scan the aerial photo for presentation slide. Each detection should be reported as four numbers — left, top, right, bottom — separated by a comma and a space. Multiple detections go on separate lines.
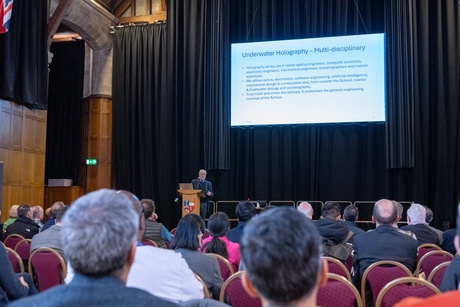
231, 33, 386, 126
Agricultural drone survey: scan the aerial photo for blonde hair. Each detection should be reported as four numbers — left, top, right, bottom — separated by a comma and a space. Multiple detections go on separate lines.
8, 204, 20, 218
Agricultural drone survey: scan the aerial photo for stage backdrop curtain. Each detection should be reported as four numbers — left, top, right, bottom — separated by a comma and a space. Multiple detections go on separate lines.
45, 41, 85, 184
384, 0, 415, 168
167, 0, 230, 174
0, 0, 48, 109
112, 23, 177, 226
112, 0, 460, 229
215, 0, 388, 202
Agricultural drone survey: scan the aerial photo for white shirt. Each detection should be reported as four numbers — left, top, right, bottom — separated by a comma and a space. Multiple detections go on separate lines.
66, 245, 204, 303
127, 246, 204, 302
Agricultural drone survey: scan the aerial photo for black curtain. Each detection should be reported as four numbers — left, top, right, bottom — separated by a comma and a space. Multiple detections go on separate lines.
113, 0, 460, 229
112, 23, 177, 226
45, 41, 85, 184
0, 0, 48, 109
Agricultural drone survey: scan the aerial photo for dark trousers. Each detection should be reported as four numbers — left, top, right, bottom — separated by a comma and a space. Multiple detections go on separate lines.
199, 201, 208, 220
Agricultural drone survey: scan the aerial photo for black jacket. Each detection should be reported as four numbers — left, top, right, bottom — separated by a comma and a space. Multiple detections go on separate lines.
5, 217, 39, 239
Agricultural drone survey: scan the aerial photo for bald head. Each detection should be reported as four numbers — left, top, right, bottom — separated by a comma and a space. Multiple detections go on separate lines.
373, 199, 397, 226
297, 202, 314, 219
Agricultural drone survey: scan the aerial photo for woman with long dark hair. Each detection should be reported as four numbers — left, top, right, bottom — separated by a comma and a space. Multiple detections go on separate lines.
200, 212, 240, 269
171, 214, 223, 299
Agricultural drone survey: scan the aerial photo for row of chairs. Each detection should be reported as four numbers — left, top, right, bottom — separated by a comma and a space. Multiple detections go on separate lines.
324, 249, 453, 307
2, 234, 67, 292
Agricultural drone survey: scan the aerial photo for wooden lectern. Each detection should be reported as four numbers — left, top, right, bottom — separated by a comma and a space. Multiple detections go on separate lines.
177, 189, 202, 217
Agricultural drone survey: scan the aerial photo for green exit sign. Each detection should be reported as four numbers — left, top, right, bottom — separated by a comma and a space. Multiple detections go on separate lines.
86, 158, 98, 166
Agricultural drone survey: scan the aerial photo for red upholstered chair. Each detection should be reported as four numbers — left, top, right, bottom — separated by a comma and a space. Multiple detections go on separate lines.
361, 260, 413, 306
375, 277, 440, 307
415, 250, 453, 278
317, 273, 363, 307
207, 253, 235, 281
14, 238, 32, 268
4, 234, 25, 250
417, 243, 442, 263
219, 271, 262, 307
29, 247, 67, 292
427, 261, 451, 289
141, 239, 158, 247
170, 228, 177, 236
6, 247, 24, 273
323, 256, 351, 281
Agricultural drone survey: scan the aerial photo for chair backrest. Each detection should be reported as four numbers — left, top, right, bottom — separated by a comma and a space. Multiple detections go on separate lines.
323, 256, 351, 281
29, 247, 67, 292
207, 253, 235, 281
14, 238, 32, 270
417, 243, 442, 263
415, 250, 454, 277
361, 260, 413, 306
4, 234, 25, 249
427, 261, 451, 289
14, 238, 32, 264
219, 271, 262, 307
6, 247, 24, 273
317, 273, 363, 307
141, 239, 158, 247
170, 227, 177, 236
375, 277, 441, 307
193, 272, 210, 299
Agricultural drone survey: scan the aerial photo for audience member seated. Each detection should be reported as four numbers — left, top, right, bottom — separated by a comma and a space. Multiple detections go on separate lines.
353, 199, 419, 285
227, 201, 256, 244
0, 242, 38, 305
32, 206, 44, 232
127, 195, 204, 302
439, 207, 460, 292
343, 204, 365, 235
393, 201, 418, 240
401, 203, 440, 245
172, 213, 223, 299
397, 205, 460, 306
240, 207, 327, 307
65, 190, 204, 303
297, 201, 314, 219
5, 205, 39, 239
442, 228, 456, 255
201, 212, 240, 269
140, 199, 172, 248
424, 206, 443, 245
41, 201, 65, 232
30, 206, 68, 258
316, 201, 353, 262
3, 204, 19, 230
9, 189, 177, 307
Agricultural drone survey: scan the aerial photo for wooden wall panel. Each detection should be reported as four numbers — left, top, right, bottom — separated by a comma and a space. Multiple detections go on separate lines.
0, 99, 47, 222
84, 96, 112, 193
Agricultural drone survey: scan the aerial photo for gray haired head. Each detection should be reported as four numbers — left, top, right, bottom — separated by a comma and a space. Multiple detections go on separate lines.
62, 189, 139, 277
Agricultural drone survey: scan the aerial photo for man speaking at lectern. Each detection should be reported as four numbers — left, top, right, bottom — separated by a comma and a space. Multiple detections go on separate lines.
192, 169, 214, 220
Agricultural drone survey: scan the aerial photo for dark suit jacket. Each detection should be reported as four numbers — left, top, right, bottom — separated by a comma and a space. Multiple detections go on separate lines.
175, 248, 223, 300
353, 225, 419, 283
400, 224, 440, 245
8, 274, 178, 307
440, 256, 460, 292
227, 222, 246, 244
192, 179, 213, 206
442, 229, 457, 255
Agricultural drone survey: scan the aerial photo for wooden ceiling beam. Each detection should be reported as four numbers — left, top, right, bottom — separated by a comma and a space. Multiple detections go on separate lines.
114, 0, 135, 18
118, 11, 166, 24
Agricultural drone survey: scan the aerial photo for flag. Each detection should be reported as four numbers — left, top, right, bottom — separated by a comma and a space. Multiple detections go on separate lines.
0, 0, 14, 34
